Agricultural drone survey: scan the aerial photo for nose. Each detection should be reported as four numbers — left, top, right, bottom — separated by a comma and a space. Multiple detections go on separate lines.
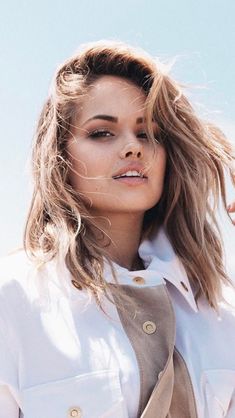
119, 139, 143, 159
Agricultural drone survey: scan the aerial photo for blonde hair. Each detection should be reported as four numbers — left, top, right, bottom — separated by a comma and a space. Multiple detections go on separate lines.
24, 40, 235, 310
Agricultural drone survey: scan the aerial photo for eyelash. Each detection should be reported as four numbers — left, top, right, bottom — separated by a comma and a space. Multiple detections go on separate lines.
88, 129, 149, 139
88, 129, 114, 138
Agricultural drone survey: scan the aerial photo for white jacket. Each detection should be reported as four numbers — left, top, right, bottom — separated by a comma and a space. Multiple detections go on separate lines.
0, 228, 235, 418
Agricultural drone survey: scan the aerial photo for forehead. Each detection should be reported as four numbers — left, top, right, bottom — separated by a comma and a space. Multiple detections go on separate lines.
78, 75, 146, 119
88, 74, 145, 95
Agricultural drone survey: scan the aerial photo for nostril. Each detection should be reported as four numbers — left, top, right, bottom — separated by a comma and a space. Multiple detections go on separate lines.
125, 150, 142, 158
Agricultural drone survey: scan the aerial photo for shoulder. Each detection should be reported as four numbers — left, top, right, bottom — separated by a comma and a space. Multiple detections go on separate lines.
0, 249, 74, 310
218, 283, 235, 320
0, 249, 51, 307
0, 249, 34, 288
197, 284, 235, 340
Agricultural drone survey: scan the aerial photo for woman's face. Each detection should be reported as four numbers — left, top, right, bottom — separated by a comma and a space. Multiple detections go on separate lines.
66, 75, 167, 217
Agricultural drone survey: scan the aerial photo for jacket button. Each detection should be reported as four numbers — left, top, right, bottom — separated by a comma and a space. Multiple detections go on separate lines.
180, 281, 189, 292
71, 280, 83, 290
132, 276, 146, 285
143, 321, 157, 334
68, 407, 82, 417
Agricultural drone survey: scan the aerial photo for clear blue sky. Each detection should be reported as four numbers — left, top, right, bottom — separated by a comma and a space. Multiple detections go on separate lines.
1, 0, 235, 274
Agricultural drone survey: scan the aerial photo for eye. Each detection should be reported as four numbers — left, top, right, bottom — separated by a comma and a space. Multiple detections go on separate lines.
137, 129, 159, 140
88, 129, 114, 139
137, 131, 148, 139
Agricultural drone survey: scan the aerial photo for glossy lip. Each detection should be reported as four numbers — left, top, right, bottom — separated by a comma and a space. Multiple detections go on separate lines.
112, 163, 147, 179
113, 176, 148, 186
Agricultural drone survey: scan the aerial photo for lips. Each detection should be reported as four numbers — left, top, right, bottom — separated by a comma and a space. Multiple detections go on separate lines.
113, 170, 144, 179
112, 164, 147, 179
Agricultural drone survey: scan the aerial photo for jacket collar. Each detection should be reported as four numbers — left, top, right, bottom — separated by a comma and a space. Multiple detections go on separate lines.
104, 227, 198, 313
50, 226, 198, 312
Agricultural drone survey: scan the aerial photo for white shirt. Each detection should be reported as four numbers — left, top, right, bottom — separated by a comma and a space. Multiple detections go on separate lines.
0, 227, 235, 418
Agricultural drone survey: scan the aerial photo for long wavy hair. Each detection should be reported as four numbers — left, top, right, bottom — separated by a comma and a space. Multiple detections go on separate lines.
23, 40, 235, 310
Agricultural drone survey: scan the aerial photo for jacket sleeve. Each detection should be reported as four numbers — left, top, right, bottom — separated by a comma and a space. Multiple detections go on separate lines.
0, 310, 20, 418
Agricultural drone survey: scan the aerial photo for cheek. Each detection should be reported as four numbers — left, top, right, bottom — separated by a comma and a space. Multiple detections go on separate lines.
150, 146, 167, 183
69, 139, 109, 172
66, 141, 90, 183
159, 150, 167, 180
67, 143, 109, 192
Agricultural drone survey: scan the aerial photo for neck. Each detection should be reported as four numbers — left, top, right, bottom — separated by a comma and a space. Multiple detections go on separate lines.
91, 212, 144, 270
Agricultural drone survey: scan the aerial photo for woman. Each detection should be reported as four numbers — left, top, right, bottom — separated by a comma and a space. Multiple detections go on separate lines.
0, 40, 235, 418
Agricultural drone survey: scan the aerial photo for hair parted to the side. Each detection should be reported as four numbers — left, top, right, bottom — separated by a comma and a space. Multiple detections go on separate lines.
23, 39, 235, 310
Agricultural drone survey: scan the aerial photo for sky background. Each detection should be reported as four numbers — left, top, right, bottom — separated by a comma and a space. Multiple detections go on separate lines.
1, 0, 235, 276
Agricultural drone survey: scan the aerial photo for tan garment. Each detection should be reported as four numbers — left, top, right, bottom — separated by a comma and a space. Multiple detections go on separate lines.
110, 283, 198, 418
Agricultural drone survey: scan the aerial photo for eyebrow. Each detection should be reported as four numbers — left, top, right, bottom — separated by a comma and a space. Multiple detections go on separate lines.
82, 114, 154, 125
